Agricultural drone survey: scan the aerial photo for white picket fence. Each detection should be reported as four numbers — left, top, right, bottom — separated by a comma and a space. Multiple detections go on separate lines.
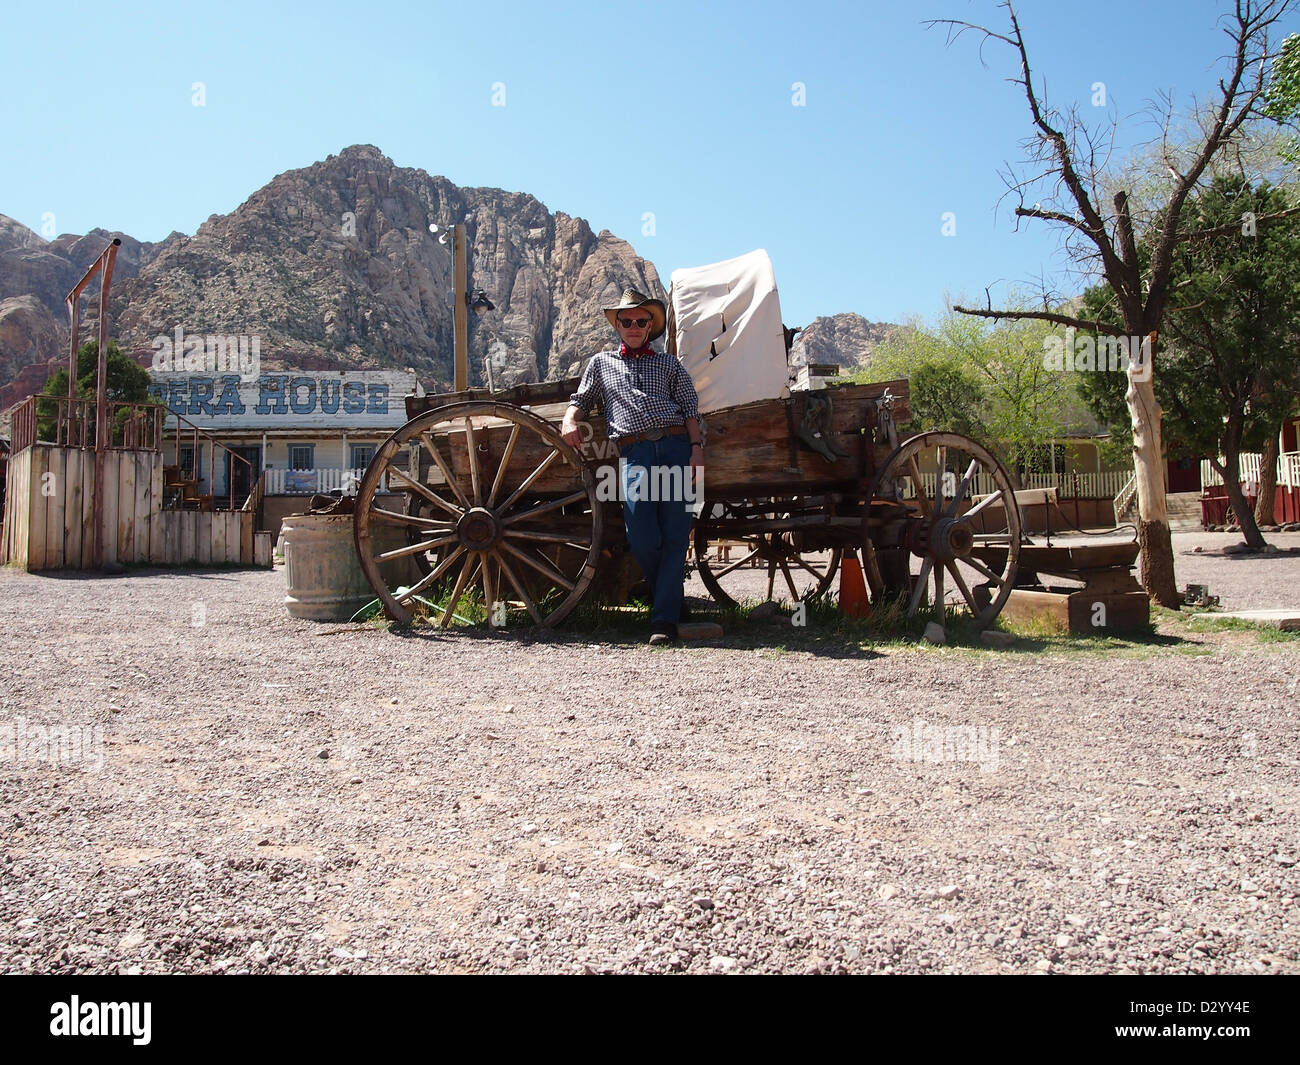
909, 467, 1132, 501
1200, 452, 1300, 488
264, 467, 377, 495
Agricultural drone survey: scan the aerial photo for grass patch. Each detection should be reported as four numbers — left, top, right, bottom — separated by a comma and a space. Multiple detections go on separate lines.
356, 571, 1285, 657
1183, 613, 1300, 643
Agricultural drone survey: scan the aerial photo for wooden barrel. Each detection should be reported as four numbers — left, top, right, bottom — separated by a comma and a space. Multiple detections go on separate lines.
281, 513, 412, 621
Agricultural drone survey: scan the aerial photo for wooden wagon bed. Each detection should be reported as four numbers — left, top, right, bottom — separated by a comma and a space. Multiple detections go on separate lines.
400, 376, 912, 501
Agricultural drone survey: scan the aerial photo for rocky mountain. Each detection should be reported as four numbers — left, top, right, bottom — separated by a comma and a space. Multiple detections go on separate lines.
113, 146, 665, 391
789, 313, 909, 374
0, 146, 904, 413
0, 220, 181, 409
0, 146, 664, 409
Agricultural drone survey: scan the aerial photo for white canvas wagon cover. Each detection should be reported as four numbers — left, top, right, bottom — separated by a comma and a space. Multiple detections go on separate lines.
667, 248, 790, 414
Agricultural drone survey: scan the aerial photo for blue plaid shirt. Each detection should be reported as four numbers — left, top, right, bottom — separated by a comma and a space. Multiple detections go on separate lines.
569, 348, 700, 440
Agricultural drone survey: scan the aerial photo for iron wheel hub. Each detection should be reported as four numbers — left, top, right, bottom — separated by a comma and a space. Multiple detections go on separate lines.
457, 507, 501, 550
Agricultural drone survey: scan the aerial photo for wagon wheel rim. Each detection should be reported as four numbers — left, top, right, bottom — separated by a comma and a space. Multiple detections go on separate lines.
865, 431, 1020, 631
353, 401, 603, 629
693, 499, 842, 609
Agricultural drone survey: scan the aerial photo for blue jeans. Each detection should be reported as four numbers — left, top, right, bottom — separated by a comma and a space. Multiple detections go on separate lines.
619, 436, 696, 626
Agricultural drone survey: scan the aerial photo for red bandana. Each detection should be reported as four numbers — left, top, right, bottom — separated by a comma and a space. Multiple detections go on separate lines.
620, 342, 654, 358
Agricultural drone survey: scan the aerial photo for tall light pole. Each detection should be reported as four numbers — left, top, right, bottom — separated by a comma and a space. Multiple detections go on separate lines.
430, 223, 495, 393
451, 224, 469, 391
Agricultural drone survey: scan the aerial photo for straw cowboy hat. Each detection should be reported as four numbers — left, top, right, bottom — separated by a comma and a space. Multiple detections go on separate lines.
604, 286, 667, 341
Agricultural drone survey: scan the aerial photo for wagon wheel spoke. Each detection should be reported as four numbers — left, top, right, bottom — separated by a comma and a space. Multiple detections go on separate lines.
493, 548, 543, 626
765, 553, 778, 601
860, 541, 885, 600
387, 462, 463, 518
712, 546, 761, 579
908, 556, 934, 617
946, 561, 981, 616
965, 491, 1001, 520
906, 455, 930, 515
498, 449, 563, 516
439, 553, 482, 629
463, 417, 484, 507
369, 506, 457, 532
375, 533, 459, 563
420, 432, 472, 512
481, 549, 499, 626
779, 560, 800, 603
944, 458, 979, 519
397, 545, 467, 602
504, 529, 594, 547
932, 562, 945, 624
933, 445, 947, 519
499, 538, 576, 592
961, 555, 1003, 585
487, 422, 522, 508
789, 553, 828, 581
500, 489, 589, 526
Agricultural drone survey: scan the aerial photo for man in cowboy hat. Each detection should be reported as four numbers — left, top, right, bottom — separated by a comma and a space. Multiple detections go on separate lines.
562, 286, 704, 646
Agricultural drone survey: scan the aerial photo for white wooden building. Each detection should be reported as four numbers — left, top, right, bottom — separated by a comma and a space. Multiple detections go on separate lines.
147, 368, 420, 505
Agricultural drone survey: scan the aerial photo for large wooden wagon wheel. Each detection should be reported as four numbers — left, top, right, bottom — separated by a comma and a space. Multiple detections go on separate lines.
353, 401, 603, 628
864, 431, 1020, 630
693, 498, 842, 608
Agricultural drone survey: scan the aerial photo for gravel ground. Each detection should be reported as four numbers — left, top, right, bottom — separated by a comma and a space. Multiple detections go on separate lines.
1, 529, 1298, 975
691, 529, 1300, 613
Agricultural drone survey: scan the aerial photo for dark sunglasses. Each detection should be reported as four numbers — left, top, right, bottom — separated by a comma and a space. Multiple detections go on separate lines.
618, 316, 652, 329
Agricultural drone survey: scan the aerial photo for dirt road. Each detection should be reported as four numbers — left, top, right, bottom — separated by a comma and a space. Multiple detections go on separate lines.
2, 531, 1297, 974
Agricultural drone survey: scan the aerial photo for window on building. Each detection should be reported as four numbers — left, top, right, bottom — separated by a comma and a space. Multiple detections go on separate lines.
349, 444, 376, 470
289, 444, 315, 471
178, 445, 202, 478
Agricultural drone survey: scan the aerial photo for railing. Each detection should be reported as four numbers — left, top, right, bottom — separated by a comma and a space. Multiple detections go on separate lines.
8, 393, 256, 513
242, 469, 266, 515
10, 394, 166, 453
162, 414, 254, 513
1113, 472, 1137, 518
264, 467, 379, 495
1201, 452, 1300, 488
908, 467, 1134, 502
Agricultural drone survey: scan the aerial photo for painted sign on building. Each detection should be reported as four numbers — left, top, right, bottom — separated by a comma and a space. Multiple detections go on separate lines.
147, 370, 418, 430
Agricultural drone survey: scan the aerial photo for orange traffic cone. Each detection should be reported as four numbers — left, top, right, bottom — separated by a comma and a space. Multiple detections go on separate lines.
838, 552, 870, 617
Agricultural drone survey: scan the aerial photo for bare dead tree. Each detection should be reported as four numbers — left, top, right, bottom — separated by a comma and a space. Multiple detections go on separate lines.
932, 0, 1296, 607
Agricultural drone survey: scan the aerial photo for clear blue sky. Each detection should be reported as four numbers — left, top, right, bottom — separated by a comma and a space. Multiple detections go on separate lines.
3, 0, 1294, 327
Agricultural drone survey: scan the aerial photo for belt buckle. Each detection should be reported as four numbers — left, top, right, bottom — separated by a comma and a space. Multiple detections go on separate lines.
643, 427, 665, 442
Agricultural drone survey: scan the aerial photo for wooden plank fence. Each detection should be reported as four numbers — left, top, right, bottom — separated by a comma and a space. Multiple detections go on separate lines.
1, 443, 261, 571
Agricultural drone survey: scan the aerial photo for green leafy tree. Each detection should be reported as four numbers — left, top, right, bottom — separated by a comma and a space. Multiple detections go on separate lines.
907, 359, 989, 439
1265, 32, 1300, 163
1079, 176, 1300, 548
855, 308, 1094, 486
39, 340, 157, 444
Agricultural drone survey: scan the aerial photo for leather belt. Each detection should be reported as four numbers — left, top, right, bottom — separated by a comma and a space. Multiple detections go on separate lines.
615, 424, 688, 447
